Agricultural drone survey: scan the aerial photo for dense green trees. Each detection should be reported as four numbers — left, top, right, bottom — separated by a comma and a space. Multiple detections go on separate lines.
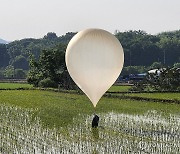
0, 44, 9, 67
0, 65, 26, 79
115, 30, 160, 66
150, 62, 163, 69
5, 32, 75, 71
43, 32, 58, 40
115, 30, 180, 66
173, 63, 180, 68
121, 66, 147, 76
4, 65, 14, 78
12, 55, 29, 70
27, 44, 75, 88
0, 30, 179, 80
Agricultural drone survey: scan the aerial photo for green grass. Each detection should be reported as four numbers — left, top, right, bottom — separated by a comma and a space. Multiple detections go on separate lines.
1, 86, 180, 153
0, 90, 179, 128
108, 85, 131, 92
0, 83, 33, 89
124, 92, 180, 100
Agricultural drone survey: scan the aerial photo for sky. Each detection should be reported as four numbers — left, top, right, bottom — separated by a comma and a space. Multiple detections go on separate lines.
0, 0, 180, 41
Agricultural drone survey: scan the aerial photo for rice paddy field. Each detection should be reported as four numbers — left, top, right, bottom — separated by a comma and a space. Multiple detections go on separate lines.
124, 92, 180, 101
0, 83, 180, 153
0, 83, 33, 89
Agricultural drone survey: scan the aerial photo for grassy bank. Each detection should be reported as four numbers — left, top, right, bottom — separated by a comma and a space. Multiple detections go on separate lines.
124, 92, 180, 100
0, 83, 33, 89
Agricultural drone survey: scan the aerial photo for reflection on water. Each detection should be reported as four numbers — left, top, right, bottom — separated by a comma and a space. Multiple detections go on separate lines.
92, 128, 99, 141
0, 105, 180, 153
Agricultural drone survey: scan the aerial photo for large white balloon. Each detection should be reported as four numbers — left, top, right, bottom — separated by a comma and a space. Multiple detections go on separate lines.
66, 29, 124, 107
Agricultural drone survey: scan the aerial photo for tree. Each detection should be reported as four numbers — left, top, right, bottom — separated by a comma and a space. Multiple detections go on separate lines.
12, 55, 29, 70
0, 69, 5, 79
27, 44, 75, 89
157, 31, 180, 66
27, 55, 43, 87
4, 65, 14, 78
146, 67, 180, 91
43, 32, 57, 40
173, 63, 180, 68
131, 67, 180, 91
121, 66, 147, 76
150, 62, 163, 69
115, 30, 161, 66
0, 44, 10, 67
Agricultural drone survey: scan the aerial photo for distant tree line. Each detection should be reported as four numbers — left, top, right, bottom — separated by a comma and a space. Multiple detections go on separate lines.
0, 32, 76, 79
0, 30, 180, 80
115, 30, 180, 66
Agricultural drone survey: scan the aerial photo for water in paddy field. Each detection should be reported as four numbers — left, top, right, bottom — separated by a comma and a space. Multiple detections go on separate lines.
0, 105, 180, 153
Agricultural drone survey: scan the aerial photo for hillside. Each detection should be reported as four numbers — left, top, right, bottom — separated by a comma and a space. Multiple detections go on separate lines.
0, 38, 8, 44
0, 30, 180, 71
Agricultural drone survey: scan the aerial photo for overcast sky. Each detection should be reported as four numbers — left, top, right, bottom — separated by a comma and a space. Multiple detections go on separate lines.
0, 0, 180, 41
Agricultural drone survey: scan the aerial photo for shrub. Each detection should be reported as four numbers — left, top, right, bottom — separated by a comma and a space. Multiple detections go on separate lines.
38, 78, 57, 88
